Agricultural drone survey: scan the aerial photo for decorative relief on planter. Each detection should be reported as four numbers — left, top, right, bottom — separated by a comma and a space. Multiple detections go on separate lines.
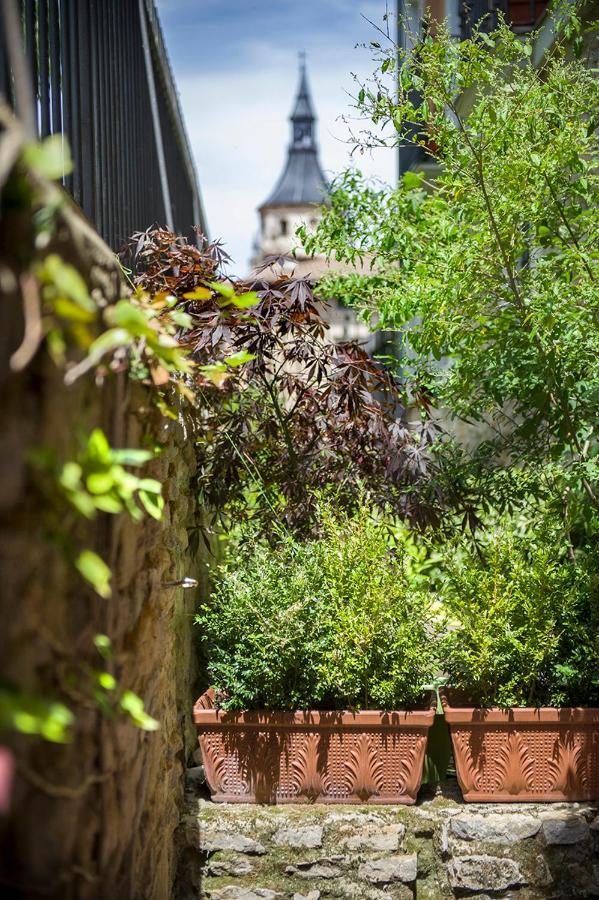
442, 692, 599, 802
193, 691, 435, 804
291, 732, 331, 800
345, 733, 385, 801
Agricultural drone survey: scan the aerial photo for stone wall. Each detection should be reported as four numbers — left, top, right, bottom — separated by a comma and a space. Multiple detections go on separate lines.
0, 149, 205, 898
180, 791, 599, 899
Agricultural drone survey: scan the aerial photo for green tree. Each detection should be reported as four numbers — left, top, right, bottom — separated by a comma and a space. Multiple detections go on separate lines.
302, 13, 598, 531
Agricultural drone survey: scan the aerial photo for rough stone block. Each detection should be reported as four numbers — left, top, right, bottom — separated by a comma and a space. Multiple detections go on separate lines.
292, 892, 321, 900
448, 855, 527, 892
205, 889, 283, 900
206, 857, 255, 877
343, 823, 405, 852
285, 863, 341, 880
358, 854, 418, 884
530, 853, 553, 887
541, 813, 589, 845
272, 825, 323, 849
285, 857, 347, 880
450, 812, 540, 843
201, 831, 266, 855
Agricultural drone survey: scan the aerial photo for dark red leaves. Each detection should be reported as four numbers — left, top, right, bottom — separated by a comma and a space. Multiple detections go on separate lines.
129, 227, 440, 535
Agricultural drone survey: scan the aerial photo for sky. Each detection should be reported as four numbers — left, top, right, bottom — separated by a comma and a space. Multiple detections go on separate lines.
156, 0, 397, 274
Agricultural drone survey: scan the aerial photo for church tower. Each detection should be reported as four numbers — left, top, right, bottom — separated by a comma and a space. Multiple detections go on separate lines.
251, 55, 330, 277
251, 56, 378, 349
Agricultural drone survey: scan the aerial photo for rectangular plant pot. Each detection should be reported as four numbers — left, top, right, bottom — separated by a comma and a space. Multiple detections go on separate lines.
193, 690, 436, 804
441, 691, 599, 802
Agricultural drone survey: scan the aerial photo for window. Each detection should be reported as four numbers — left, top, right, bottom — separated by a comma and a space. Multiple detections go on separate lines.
280, 219, 288, 236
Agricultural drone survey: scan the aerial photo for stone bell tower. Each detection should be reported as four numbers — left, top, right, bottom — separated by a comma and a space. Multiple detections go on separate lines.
251, 54, 331, 279
250, 55, 377, 348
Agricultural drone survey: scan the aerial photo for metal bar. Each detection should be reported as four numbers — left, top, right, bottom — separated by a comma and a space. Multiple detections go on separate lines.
88, 0, 102, 236
65, 0, 81, 205
110, 0, 122, 247
96, 0, 110, 244
123, 0, 135, 242
114, 0, 125, 246
0, 10, 7, 101
104, 0, 116, 247
38, 0, 50, 137
59, 0, 72, 193
138, 0, 173, 230
23, 0, 37, 135
1, 0, 37, 138
77, 0, 93, 221
48, 0, 61, 135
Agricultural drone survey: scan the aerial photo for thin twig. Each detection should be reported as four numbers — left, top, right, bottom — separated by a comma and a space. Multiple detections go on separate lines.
16, 761, 112, 799
10, 273, 43, 372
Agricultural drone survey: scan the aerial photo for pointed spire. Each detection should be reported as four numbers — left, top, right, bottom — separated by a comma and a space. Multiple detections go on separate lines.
259, 54, 328, 209
290, 52, 316, 149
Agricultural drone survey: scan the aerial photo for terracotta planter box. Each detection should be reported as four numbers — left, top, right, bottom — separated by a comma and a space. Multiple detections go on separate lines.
441, 691, 599, 802
193, 690, 436, 804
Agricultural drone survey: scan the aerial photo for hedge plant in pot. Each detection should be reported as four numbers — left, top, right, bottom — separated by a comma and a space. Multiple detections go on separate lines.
437, 514, 599, 802
194, 504, 438, 804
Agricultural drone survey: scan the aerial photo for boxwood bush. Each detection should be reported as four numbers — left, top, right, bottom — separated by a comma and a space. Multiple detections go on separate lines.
437, 515, 599, 708
196, 504, 437, 711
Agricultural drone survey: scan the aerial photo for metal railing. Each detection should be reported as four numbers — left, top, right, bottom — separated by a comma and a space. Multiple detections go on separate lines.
0, 0, 206, 249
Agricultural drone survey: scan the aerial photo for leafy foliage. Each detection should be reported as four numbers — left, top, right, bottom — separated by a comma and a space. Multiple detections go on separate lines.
3, 136, 166, 741
197, 502, 437, 711
302, 14, 599, 531
0, 686, 74, 743
436, 513, 599, 707
129, 227, 440, 535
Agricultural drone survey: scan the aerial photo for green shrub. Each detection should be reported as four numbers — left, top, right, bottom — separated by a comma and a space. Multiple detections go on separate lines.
196, 504, 437, 711
437, 516, 599, 708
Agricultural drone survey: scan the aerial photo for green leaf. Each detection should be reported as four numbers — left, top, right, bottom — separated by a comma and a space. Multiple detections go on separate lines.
86, 471, 115, 494
67, 490, 97, 518
86, 429, 112, 463
59, 461, 82, 491
110, 300, 152, 334
183, 287, 212, 300
39, 255, 95, 310
76, 550, 112, 598
137, 478, 162, 493
0, 687, 74, 743
88, 327, 132, 357
225, 350, 256, 367
22, 134, 73, 179
169, 310, 193, 329
138, 489, 164, 520
230, 291, 259, 309
97, 672, 116, 691
110, 449, 154, 466
52, 298, 96, 323
402, 171, 423, 191
93, 634, 112, 659
93, 495, 124, 514
120, 690, 159, 731
209, 281, 235, 298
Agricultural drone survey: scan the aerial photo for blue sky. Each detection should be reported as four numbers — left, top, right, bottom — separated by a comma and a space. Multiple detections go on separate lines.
156, 0, 396, 273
